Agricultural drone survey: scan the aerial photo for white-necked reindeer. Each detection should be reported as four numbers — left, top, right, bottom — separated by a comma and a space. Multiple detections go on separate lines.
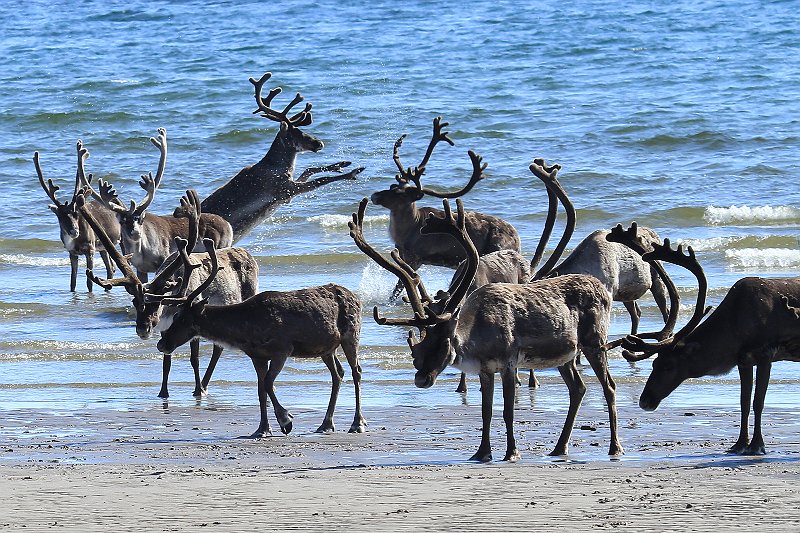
35, 140, 121, 292
84, 190, 259, 398
350, 163, 622, 462
370, 117, 521, 300
200, 72, 364, 242
94, 128, 233, 282
609, 223, 800, 455
151, 239, 366, 437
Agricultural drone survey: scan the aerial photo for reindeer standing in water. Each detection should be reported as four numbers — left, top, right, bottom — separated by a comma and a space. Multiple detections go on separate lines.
351, 161, 622, 462
35, 140, 120, 292
609, 223, 800, 455
370, 117, 521, 300
201, 72, 364, 242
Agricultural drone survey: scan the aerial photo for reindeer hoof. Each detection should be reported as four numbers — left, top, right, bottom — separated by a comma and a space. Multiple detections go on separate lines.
503, 449, 521, 462
469, 449, 492, 463
348, 419, 367, 433
280, 420, 293, 435
315, 422, 335, 434
243, 430, 272, 439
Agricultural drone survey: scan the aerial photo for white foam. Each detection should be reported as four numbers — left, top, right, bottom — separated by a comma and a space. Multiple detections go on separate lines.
0, 254, 70, 267
308, 213, 388, 229
704, 205, 800, 225
725, 248, 800, 269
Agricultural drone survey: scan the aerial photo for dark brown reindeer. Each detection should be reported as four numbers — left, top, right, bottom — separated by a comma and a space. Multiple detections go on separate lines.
82, 190, 259, 398
609, 223, 800, 455
94, 128, 233, 281
35, 140, 121, 292
370, 117, 521, 300
350, 171, 621, 462
153, 239, 366, 437
201, 72, 364, 242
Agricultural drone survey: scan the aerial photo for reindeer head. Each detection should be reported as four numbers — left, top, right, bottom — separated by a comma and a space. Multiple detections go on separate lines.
370, 117, 485, 210
155, 238, 219, 355
607, 224, 711, 411
349, 197, 478, 389
34, 141, 92, 241
250, 72, 323, 154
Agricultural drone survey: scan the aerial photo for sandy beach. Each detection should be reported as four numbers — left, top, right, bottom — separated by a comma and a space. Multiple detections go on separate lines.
2, 376, 800, 532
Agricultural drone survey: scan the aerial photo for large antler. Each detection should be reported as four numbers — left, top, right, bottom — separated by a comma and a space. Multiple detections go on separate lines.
420, 198, 479, 315
348, 198, 443, 327
155, 238, 218, 307
529, 159, 576, 280
606, 222, 680, 342
250, 72, 312, 128
34, 152, 70, 208
614, 233, 711, 360
74, 141, 90, 196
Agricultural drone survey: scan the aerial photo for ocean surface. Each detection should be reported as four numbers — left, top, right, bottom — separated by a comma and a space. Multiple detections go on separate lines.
1, 1, 799, 441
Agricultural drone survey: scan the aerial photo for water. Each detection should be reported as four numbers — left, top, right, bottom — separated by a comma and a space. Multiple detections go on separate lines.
1, 1, 799, 425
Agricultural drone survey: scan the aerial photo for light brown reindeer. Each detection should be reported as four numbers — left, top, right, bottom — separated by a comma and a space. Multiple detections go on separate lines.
153, 239, 366, 437
82, 189, 259, 398
201, 72, 364, 242
34, 140, 121, 292
94, 128, 233, 281
350, 168, 621, 461
608, 223, 800, 455
370, 117, 521, 300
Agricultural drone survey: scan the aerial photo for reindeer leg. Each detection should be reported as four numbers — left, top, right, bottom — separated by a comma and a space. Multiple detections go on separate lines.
199, 344, 223, 394
552, 359, 586, 456
264, 355, 293, 434
470, 370, 494, 462
728, 363, 753, 454
502, 366, 520, 462
85, 252, 94, 292
620, 301, 642, 361
747, 361, 771, 455
528, 369, 539, 388
456, 372, 468, 393
317, 352, 341, 433
190, 338, 204, 397
100, 249, 116, 280
247, 356, 272, 438
585, 349, 624, 456
342, 339, 367, 433
69, 253, 79, 292
158, 353, 171, 398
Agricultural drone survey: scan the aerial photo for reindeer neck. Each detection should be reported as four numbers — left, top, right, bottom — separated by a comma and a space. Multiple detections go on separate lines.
253, 133, 299, 178
388, 202, 424, 243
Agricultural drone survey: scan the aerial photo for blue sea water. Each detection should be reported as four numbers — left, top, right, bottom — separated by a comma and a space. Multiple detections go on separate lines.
0, 1, 799, 429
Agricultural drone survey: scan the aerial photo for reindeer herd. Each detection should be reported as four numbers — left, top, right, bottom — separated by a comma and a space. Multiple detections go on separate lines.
34, 71, 800, 461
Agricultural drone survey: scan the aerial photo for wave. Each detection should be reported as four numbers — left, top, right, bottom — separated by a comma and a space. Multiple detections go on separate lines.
725, 248, 800, 269
681, 235, 799, 252
307, 213, 388, 229
704, 205, 800, 226
0, 253, 69, 267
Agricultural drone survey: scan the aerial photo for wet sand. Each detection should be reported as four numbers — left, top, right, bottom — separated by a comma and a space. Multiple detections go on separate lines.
2, 379, 800, 531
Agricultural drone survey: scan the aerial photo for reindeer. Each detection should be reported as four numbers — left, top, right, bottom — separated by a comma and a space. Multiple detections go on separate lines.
608, 223, 800, 455
34, 140, 121, 292
151, 239, 366, 437
87, 189, 258, 398
350, 164, 621, 462
370, 117, 521, 300
94, 128, 233, 281
200, 72, 364, 242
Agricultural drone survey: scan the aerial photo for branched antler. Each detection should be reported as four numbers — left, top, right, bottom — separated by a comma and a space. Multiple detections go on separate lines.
249, 72, 313, 127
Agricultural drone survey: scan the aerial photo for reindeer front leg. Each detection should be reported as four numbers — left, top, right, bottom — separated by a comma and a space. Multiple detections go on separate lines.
287, 166, 364, 196
296, 161, 352, 182
747, 360, 772, 455
501, 366, 520, 462
470, 370, 495, 462
728, 363, 753, 454
199, 344, 223, 395
158, 353, 172, 398
190, 338, 204, 397
552, 359, 586, 456
248, 356, 272, 438
317, 352, 342, 433
85, 252, 94, 292
69, 252, 79, 292
264, 354, 293, 434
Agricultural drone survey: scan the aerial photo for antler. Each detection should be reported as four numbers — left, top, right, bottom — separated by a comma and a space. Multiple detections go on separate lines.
348, 198, 442, 327
156, 238, 218, 307
149, 127, 167, 189
74, 140, 90, 196
34, 152, 65, 207
420, 198, 479, 315
781, 295, 800, 319
529, 159, 576, 280
250, 72, 312, 128
393, 116, 455, 188
612, 231, 711, 360
94, 179, 129, 214
420, 149, 487, 199
132, 172, 157, 217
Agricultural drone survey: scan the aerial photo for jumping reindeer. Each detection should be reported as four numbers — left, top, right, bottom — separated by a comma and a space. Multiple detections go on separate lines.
83, 189, 259, 398
350, 161, 622, 462
370, 116, 521, 301
608, 223, 800, 455
92, 128, 234, 282
201, 72, 364, 242
151, 238, 366, 437
35, 140, 120, 292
